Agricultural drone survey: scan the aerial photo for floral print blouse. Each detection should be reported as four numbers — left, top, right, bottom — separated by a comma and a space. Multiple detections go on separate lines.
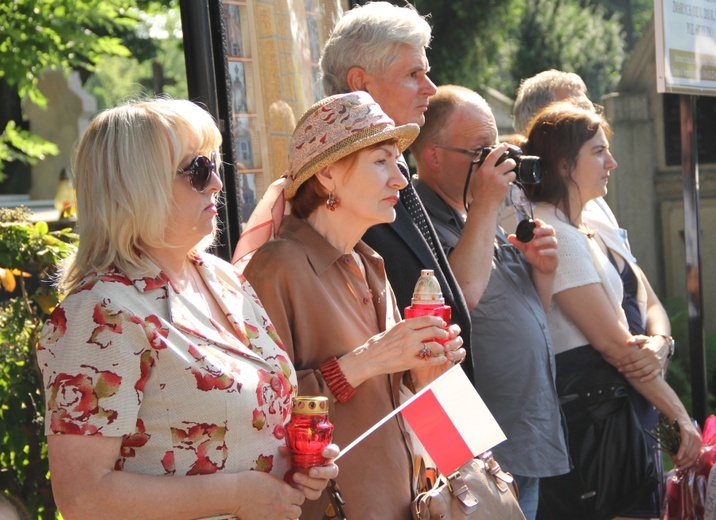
37, 252, 296, 481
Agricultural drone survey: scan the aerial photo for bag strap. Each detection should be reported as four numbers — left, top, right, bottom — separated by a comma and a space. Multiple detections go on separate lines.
325, 479, 348, 520
415, 454, 439, 493
479, 451, 517, 496
445, 452, 518, 497
447, 471, 479, 509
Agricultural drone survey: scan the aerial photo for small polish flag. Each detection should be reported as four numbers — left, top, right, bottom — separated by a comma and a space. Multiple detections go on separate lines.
401, 364, 506, 474
337, 365, 505, 476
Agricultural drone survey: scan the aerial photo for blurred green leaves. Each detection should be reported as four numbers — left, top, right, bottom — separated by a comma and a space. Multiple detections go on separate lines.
0, 122, 59, 184
0, 0, 159, 182
0, 207, 77, 518
0, 0, 137, 107
413, 0, 651, 102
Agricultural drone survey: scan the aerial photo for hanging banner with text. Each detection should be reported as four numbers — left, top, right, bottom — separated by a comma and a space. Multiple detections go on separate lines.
655, 0, 716, 95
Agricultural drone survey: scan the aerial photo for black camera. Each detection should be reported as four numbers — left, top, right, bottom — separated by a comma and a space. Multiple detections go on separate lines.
470, 144, 543, 185
462, 144, 542, 243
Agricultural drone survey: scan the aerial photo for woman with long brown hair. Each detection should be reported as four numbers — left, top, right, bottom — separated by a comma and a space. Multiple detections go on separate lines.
518, 101, 700, 520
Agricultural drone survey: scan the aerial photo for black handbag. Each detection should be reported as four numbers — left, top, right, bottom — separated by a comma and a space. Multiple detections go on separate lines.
537, 346, 659, 520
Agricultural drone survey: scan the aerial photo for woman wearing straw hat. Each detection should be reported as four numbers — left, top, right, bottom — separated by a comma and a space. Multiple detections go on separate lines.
240, 91, 467, 518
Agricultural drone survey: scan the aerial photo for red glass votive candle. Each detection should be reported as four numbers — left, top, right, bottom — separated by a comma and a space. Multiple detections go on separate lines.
285, 396, 334, 471
404, 269, 452, 346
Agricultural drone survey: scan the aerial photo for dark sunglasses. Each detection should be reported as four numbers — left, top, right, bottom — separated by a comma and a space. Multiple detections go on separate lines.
177, 151, 218, 193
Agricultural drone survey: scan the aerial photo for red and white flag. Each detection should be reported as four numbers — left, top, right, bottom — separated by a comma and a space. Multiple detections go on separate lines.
401, 364, 505, 474
337, 365, 505, 475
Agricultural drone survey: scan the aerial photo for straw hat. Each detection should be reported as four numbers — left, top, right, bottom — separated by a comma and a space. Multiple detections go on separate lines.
283, 91, 420, 199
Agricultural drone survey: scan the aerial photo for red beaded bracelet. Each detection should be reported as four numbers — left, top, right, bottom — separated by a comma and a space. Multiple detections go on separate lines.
318, 357, 356, 403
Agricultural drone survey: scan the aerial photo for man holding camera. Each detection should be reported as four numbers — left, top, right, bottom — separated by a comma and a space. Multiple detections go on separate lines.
411, 85, 569, 520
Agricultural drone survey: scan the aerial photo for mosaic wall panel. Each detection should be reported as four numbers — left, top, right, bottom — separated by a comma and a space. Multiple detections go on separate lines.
222, 0, 347, 223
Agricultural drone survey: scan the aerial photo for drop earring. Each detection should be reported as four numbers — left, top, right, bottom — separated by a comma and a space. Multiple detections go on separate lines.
326, 192, 340, 212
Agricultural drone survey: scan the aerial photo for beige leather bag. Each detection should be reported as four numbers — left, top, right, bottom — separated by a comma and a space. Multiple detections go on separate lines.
411, 452, 526, 520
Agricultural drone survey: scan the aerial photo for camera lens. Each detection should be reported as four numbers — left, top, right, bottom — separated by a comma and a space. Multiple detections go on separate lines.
515, 156, 543, 184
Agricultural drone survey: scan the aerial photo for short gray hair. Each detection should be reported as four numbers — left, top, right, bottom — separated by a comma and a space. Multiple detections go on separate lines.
513, 69, 587, 134
320, 1, 432, 96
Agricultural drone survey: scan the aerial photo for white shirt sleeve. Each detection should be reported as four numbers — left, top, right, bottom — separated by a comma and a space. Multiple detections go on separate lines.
552, 225, 601, 295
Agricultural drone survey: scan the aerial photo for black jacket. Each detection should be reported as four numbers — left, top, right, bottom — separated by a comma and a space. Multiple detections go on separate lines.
362, 165, 474, 383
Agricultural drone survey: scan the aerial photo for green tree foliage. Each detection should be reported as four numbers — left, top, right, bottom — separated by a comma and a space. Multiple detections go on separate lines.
0, 208, 77, 518
85, 6, 187, 110
0, 0, 179, 186
0, 0, 138, 183
0, 1, 137, 107
414, 0, 523, 94
510, 0, 626, 99
0, 122, 59, 175
589, 0, 655, 48
404, 0, 650, 101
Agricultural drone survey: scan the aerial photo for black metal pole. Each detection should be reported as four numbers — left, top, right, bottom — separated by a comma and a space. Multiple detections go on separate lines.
679, 94, 707, 427
207, 0, 241, 262
179, 0, 236, 262
179, 0, 219, 117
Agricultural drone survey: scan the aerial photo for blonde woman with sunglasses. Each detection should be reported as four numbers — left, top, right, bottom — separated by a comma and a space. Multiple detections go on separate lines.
37, 98, 337, 520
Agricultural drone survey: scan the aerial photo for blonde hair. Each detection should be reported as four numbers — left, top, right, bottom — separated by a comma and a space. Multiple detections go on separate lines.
320, 1, 432, 96
59, 98, 222, 291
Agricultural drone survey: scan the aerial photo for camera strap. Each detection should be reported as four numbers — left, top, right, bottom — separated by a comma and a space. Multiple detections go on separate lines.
462, 162, 475, 212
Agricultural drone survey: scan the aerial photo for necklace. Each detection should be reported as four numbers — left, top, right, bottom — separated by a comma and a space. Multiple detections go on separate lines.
577, 224, 595, 239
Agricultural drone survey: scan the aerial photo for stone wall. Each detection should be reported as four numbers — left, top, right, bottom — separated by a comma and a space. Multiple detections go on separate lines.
26, 70, 96, 201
